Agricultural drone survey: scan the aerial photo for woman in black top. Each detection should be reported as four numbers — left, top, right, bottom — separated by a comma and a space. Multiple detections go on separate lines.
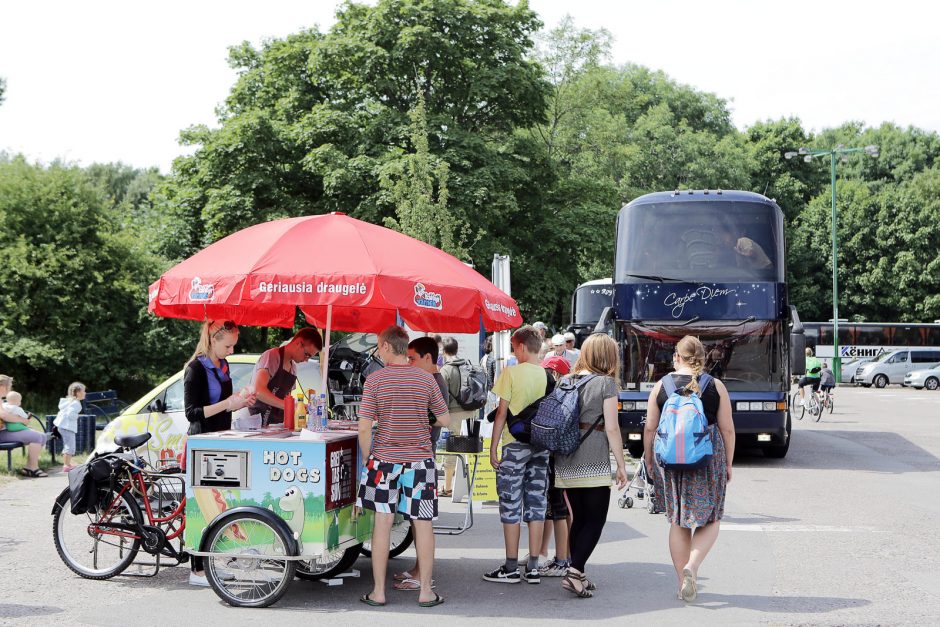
643, 335, 735, 603
183, 320, 254, 585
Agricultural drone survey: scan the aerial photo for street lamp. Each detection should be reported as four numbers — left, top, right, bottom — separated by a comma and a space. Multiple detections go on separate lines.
785, 144, 879, 383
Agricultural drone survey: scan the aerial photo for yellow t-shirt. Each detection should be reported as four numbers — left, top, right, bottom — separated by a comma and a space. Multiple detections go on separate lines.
492, 362, 550, 444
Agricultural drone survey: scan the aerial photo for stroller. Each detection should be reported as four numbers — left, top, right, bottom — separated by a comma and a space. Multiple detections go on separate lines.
618, 457, 665, 514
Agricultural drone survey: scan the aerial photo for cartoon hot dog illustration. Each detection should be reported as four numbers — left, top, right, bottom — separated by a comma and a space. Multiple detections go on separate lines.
193, 487, 246, 541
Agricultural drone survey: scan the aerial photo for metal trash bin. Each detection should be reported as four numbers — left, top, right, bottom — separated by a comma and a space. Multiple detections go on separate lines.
45, 414, 96, 455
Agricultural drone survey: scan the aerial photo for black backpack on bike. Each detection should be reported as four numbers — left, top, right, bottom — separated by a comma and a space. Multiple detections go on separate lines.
68, 456, 121, 515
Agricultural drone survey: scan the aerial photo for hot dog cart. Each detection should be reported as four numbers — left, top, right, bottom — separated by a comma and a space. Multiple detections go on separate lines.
184, 427, 373, 607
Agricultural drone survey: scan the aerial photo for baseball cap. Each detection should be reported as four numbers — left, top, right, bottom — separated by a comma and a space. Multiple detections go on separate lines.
564, 332, 576, 342
541, 355, 571, 375
551, 333, 565, 346
532, 321, 547, 330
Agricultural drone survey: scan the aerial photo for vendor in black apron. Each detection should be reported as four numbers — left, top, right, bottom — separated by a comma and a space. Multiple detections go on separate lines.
250, 327, 324, 425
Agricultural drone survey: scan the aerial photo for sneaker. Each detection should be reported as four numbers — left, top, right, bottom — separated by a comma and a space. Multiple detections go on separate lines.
538, 559, 569, 577
61, 465, 75, 472
483, 565, 521, 583
189, 572, 210, 587
523, 568, 541, 584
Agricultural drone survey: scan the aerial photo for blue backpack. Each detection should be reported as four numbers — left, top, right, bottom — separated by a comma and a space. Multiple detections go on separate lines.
530, 374, 600, 454
654, 374, 714, 470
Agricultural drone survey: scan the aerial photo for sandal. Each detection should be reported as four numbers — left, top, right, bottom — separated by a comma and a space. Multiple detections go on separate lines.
440, 489, 453, 497
359, 593, 385, 607
680, 567, 697, 602
394, 578, 436, 591
393, 570, 416, 582
20, 468, 48, 478
418, 592, 445, 607
562, 570, 593, 598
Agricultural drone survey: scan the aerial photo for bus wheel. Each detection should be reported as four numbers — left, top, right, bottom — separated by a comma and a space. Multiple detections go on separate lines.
764, 415, 791, 459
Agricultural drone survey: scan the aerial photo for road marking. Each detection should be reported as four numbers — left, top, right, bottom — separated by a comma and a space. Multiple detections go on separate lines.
722, 523, 888, 533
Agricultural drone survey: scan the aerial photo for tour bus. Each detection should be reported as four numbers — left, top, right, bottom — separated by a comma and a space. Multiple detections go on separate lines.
599, 190, 801, 459
567, 278, 613, 348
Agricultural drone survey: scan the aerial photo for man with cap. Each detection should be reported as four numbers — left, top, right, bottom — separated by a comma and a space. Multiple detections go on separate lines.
549, 334, 578, 369
563, 332, 581, 363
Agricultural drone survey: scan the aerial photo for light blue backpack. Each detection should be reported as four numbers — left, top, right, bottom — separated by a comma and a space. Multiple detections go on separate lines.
654, 374, 714, 470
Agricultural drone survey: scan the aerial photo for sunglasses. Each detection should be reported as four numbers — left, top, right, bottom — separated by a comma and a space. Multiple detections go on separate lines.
210, 320, 237, 335
301, 343, 318, 360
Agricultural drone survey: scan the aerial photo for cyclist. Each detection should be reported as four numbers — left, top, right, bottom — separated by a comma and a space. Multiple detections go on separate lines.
819, 362, 835, 397
797, 347, 822, 406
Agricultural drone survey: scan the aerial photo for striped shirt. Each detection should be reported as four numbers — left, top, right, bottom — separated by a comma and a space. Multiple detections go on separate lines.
360, 364, 448, 463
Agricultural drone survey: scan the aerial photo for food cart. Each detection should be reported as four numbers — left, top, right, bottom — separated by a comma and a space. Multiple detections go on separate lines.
144, 213, 523, 607
184, 427, 370, 607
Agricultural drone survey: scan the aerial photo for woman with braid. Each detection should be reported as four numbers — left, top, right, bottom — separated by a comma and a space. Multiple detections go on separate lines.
643, 336, 734, 603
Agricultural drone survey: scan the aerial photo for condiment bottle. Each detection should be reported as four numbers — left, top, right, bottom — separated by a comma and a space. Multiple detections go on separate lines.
283, 394, 295, 431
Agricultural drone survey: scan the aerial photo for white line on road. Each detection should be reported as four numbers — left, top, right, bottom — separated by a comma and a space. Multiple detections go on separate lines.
722, 523, 888, 533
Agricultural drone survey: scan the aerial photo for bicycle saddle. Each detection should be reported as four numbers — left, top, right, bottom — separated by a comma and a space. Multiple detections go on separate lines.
114, 433, 152, 449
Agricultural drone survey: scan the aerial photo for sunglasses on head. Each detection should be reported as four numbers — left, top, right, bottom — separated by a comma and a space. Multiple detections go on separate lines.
211, 320, 237, 334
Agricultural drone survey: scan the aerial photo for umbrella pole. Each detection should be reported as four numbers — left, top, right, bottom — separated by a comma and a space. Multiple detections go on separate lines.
321, 304, 332, 415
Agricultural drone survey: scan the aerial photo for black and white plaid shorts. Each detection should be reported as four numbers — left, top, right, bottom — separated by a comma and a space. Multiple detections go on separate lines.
356, 457, 438, 521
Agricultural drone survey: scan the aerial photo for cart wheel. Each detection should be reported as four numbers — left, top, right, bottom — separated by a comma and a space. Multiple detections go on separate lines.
617, 497, 627, 509
361, 517, 413, 558
637, 491, 645, 500
204, 512, 297, 608
296, 545, 362, 581
647, 493, 657, 513
625, 497, 634, 509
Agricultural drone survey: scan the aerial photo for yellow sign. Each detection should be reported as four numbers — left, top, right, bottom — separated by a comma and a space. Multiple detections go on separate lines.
470, 438, 498, 501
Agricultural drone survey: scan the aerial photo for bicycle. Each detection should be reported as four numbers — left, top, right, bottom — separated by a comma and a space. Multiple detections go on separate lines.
52, 433, 188, 580
820, 387, 834, 414
790, 385, 823, 422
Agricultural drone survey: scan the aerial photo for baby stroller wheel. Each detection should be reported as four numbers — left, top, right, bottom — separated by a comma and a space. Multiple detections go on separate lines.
618, 497, 627, 509
637, 491, 645, 500
624, 497, 634, 509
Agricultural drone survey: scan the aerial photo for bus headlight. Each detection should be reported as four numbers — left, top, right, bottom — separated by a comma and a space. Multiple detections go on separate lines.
736, 402, 749, 411
636, 402, 648, 410
621, 401, 635, 410
763, 402, 777, 411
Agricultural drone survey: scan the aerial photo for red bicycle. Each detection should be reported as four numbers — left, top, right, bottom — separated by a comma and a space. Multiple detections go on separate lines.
52, 433, 187, 579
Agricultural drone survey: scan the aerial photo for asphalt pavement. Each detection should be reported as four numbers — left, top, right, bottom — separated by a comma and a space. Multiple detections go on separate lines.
2, 385, 939, 626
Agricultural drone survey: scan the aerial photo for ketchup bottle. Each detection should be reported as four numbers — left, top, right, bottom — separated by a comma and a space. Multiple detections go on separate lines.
283, 394, 295, 431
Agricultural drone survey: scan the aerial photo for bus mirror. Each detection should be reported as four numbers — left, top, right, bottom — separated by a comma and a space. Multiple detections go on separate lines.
790, 333, 806, 375
592, 306, 615, 335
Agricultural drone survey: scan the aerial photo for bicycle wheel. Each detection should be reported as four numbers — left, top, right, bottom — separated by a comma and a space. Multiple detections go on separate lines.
53, 485, 142, 579
828, 394, 834, 414
360, 516, 413, 558
296, 544, 362, 581
204, 512, 297, 608
813, 395, 823, 422
791, 391, 805, 420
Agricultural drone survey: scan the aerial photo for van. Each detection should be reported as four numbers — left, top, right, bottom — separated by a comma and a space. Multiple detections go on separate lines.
856, 349, 940, 388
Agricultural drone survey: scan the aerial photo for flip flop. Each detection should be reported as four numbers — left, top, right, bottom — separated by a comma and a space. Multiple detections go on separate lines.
394, 578, 436, 591
360, 593, 385, 607
418, 592, 445, 608
393, 570, 415, 582
680, 567, 697, 602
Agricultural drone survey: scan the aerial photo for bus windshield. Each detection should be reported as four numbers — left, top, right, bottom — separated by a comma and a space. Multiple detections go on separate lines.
573, 283, 613, 325
616, 200, 785, 283
619, 320, 787, 392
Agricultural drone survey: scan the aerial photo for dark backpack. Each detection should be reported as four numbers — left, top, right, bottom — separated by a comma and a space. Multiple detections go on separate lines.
448, 361, 488, 411
530, 374, 601, 454
506, 369, 556, 443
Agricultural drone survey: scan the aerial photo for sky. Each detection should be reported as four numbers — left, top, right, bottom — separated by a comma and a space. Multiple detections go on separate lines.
1, 0, 938, 173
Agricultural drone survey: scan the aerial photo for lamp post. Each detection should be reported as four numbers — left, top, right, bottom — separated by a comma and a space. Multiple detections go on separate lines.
784, 144, 878, 383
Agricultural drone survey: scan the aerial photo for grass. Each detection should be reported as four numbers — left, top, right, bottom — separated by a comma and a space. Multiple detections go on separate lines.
0, 428, 95, 485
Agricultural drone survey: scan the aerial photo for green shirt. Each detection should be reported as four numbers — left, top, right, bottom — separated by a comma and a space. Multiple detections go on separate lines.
805, 355, 822, 379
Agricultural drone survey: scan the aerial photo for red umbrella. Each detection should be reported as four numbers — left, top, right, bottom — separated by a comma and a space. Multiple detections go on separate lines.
148, 212, 522, 333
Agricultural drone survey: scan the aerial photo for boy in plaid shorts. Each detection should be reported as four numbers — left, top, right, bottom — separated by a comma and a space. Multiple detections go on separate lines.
357, 325, 451, 607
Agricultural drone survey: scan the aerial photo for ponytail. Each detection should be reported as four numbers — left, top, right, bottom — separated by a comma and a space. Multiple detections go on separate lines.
676, 335, 706, 394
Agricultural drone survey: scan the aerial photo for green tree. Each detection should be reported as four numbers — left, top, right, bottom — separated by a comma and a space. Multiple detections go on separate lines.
381, 92, 470, 259
0, 157, 182, 398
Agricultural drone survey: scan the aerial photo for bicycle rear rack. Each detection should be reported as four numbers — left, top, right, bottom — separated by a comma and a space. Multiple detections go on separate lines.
123, 472, 188, 578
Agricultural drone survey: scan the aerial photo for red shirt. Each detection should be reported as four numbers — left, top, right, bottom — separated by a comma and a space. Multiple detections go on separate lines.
360, 364, 448, 463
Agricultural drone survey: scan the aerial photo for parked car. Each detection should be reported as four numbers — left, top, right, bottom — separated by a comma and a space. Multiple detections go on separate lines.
95, 333, 380, 467
841, 358, 872, 384
903, 362, 940, 390
856, 349, 940, 388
